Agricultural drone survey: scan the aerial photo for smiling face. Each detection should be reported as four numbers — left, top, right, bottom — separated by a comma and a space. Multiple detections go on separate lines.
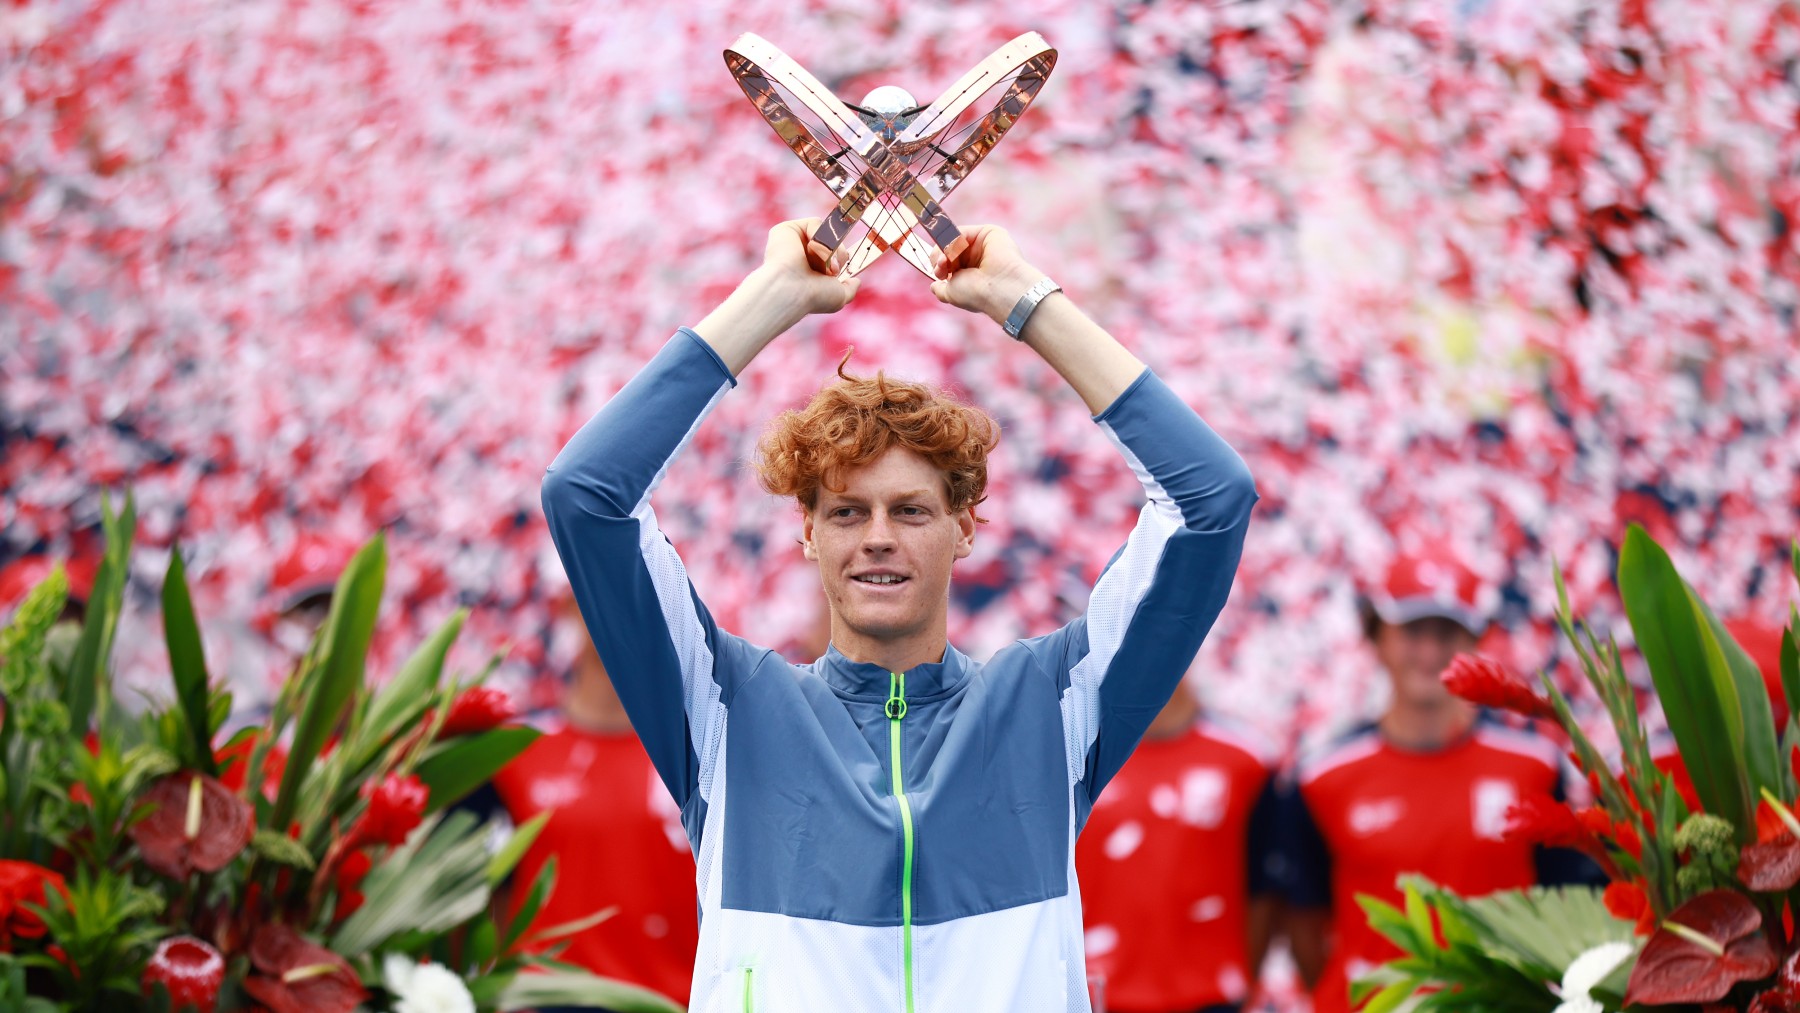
803, 445, 976, 670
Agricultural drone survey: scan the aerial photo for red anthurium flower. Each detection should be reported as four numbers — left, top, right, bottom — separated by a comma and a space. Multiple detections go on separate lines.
1741, 793, 1800, 891
142, 936, 225, 1013
1624, 890, 1780, 1006
1440, 653, 1555, 720
129, 773, 255, 879
0, 860, 67, 945
239, 922, 366, 1013
1603, 880, 1657, 935
348, 772, 427, 849
438, 685, 516, 738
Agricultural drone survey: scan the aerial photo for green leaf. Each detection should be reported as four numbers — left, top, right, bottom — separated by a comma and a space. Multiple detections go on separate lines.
1693, 595, 1784, 803
1617, 525, 1754, 836
250, 829, 317, 870
500, 855, 557, 957
160, 548, 218, 776
416, 726, 539, 813
331, 811, 493, 956
495, 970, 685, 1013
358, 609, 467, 757
466, 916, 500, 970
1359, 977, 1423, 1013
65, 493, 135, 735
1783, 620, 1799, 739
1402, 880, 1437, 952
270, 533, 386, 833
488, 810, 552, 887
526, 904, 617, 947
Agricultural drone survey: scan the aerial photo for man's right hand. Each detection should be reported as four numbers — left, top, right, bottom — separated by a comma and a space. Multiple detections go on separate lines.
693, 219, 860, 376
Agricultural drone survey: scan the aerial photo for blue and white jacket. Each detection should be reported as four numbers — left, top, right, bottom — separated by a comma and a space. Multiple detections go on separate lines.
542, 329, 1257, 1013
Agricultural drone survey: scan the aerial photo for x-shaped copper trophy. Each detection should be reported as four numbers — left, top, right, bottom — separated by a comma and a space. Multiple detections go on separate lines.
725, 32, 1057, 278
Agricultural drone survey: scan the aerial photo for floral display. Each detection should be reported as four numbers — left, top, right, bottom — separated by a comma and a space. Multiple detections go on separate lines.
1364, 526, 1800, 1010
0, 503, 683, 1011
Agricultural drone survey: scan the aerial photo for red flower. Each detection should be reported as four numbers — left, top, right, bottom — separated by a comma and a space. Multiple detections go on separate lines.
1625, 891, 1780, 1006
438, 685, 516, 738
1653, 751, 1702, 813
348, 773, 427, 849
0, 860, 67, 946
128, 773, 255, 879
239, 922, 366, 1013
332, 850, 372, 922
1603, 880, 1656, 936
1742, 797, 1800, 891
1440, 654, 1555, 720
215, 732, 288, 800
1503, 793, 1595, 850
142, 936, 225, 1013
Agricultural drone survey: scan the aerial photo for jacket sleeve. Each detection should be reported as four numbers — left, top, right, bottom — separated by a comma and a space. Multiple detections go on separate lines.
540, 328, 758, 811
1030, 368, 1257, 803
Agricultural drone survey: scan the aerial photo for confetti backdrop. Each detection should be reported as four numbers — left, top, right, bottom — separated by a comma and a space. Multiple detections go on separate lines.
4, 0, 1798, 746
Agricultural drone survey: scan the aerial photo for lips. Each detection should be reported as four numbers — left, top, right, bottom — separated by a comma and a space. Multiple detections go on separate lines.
851, 573, 908, 586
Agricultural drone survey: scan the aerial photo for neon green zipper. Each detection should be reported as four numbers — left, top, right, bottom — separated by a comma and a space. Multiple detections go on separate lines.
742, 966, 753, 1013
886, 671, 916, 1013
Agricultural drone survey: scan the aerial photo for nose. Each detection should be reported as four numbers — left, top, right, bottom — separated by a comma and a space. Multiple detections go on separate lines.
861, 511, 897, 553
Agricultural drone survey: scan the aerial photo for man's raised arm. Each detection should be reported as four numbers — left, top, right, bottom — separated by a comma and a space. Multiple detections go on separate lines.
541, 220, 857, 808
934, 226, 1259, 801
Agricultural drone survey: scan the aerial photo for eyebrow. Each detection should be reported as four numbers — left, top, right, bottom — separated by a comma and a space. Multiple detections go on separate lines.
822, 490, 939, 506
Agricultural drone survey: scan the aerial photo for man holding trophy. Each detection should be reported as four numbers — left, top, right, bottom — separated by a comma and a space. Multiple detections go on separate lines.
543, 215, 1255, 1011
541, 31, 1256, 1013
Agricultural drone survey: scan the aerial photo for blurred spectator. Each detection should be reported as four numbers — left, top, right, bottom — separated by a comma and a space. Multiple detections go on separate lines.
1272, 545, 1594, 1013
476, 595, 697, 1010
256, 533, 358, 658
1076, 677, 1280, 1013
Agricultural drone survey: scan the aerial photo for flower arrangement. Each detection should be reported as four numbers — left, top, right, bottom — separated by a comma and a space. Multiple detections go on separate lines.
0, 496, 683, 1012
1360, 525, 1800, 1012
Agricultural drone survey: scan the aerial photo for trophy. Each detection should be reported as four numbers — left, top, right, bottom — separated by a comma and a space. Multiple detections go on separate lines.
725, 32, 1057, 278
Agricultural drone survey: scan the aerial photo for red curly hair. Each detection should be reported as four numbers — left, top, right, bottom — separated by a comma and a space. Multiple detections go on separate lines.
755, 355, 999, 521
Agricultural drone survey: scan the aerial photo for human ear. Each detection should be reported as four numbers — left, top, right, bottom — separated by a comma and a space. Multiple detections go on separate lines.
802, 509, 819, 562
952, 507, 976, 560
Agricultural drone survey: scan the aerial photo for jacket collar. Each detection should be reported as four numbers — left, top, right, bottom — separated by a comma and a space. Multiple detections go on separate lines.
817, 642, 970, 702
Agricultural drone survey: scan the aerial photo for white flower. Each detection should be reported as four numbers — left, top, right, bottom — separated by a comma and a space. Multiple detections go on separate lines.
383, 954, 476, 1013
1551, 941, 1635, 1013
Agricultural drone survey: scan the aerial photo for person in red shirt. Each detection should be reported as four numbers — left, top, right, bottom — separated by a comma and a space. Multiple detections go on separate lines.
483, 597, 699, 1009
1271, 545, 1595, 1013
1076, 678, 1279, 1013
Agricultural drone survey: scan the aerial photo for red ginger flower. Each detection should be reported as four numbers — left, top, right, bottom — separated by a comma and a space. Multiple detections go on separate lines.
0, 860, 66, 945
1604, 880, 1656, 936
239, 922, 366, 1013
349, 772, 427, 849
129, 773, 255, 879
142, 936, 224, 1013
438, 684, 516, 738
332, 850, 372, 922
1440, 653, 1555, 720
1503, 793, 1596, 850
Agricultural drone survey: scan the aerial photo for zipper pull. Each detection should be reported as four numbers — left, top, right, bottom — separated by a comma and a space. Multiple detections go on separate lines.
885, 670, 907, 720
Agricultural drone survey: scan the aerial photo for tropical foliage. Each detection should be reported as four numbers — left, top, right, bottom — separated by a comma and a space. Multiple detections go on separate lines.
0, 496, 683, 1012
1363, 525, 1800, 1011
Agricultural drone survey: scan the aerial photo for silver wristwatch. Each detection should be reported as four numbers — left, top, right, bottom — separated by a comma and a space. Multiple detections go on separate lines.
1002, 277, 1062, 341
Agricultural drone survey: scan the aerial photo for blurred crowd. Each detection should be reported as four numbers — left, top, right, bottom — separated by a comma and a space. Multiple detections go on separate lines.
5, 0, 1800, 1009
